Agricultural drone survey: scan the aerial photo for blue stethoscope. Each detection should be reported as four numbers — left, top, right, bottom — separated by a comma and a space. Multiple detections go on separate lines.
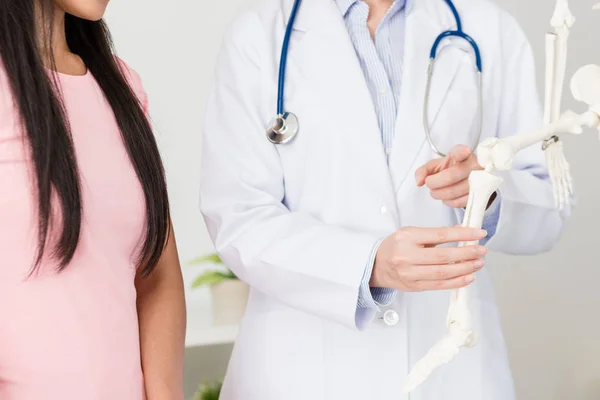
267, 0, 484, 157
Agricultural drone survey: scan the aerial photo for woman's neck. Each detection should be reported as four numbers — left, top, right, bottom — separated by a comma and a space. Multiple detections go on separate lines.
37, 4, 86, 76
50, 9, 70, 60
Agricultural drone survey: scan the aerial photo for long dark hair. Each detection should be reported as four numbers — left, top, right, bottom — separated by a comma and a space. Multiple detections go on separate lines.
0, 0, 169, 276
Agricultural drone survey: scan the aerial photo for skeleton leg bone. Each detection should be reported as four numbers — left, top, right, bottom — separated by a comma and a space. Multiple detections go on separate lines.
478, 108, 597, 210
544, 32, 558, 125
476, 109, 596, 172
547, 0, 575, 123
404, 106, 600, 393
404, 2, 600, 393
546, 140, 572, 208
542, 0, 575, 206
550, 29, 569, 122
403, 170, 503, 393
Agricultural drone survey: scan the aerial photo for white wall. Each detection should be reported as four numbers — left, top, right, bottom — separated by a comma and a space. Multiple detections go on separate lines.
104, 2, 249, 396
487, 2, 600, 399
105, 0, 600, 398
104, 0, 250, 305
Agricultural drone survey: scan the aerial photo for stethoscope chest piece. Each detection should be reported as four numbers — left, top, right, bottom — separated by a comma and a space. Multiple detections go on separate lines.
266, 112, 299, 144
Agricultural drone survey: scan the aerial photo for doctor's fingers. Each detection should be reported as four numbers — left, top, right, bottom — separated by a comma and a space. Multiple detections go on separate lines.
415, 145, 472, 186
430, 179, 469, 201
424, 160, 479, 189
443, 195, 469, 208
397, 226, 487, 246
411, 274, 476, 292
406, 259, 484, 281
448, 144, 472, 164
415, 158, 448, 186
408, 245, 488, 265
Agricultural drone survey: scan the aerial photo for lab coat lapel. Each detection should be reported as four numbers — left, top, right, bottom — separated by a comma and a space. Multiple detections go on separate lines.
390, 0, 465, 199
283, 0, 398, 215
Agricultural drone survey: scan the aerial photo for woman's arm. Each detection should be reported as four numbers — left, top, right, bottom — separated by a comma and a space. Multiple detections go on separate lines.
135, 224, 186, 400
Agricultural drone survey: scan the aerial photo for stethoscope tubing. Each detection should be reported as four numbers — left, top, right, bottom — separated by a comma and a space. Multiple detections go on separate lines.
270, 0, 484, 155
424, 0, 484, 157
277, 0, 303, 117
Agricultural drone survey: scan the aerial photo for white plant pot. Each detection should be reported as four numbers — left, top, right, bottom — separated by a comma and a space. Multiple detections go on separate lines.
211, 280, 250, 326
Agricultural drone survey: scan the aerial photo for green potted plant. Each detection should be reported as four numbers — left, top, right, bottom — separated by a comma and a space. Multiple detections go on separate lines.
189, 380, 222, 400
190, 253, 249, 326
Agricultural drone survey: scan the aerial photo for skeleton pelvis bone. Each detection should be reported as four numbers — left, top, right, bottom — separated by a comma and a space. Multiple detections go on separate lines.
571, 64, 600, 116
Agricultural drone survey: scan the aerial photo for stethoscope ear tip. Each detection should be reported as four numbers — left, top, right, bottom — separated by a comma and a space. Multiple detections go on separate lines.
266, 112, 299, 144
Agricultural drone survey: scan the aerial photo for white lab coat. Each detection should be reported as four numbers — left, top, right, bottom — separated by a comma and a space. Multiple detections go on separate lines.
200, 0, 569, 398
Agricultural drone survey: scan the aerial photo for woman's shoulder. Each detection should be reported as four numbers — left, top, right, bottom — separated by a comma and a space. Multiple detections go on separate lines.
115, 57, 149, 112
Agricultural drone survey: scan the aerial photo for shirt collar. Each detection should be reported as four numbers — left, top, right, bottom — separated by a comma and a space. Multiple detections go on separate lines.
334, 0, 407, 18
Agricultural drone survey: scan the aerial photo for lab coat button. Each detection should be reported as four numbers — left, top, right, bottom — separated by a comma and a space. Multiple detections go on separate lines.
380, 206, 387, 215
385, 147, 392, 155
383, 310, 399, 326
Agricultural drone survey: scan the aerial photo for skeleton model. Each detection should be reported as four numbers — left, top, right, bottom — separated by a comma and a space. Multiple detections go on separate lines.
404, 0, 600, 392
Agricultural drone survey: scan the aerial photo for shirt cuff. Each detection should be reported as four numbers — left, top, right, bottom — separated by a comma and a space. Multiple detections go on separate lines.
453, 191, 502, 245
481, 191, 501, 244
357, 239, 397, 311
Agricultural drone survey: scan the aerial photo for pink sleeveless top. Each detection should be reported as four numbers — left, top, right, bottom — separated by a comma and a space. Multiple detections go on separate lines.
0, 62, 148, 399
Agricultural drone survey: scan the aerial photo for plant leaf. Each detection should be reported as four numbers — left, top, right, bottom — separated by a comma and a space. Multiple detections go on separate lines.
224, 269, 238, 279
192, 380, 222, 400
191, 271, 230, 288
189, 253, 222, 265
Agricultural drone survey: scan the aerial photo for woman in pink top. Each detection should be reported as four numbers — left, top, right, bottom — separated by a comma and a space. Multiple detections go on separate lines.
0, 1, 186, 399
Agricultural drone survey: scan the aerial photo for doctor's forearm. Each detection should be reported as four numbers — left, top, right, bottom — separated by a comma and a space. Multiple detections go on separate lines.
486, 169, 568, 254
355, 240, 397, 328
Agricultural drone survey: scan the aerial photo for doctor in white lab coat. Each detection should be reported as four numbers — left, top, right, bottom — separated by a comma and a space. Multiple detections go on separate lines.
200, 0, 569, 398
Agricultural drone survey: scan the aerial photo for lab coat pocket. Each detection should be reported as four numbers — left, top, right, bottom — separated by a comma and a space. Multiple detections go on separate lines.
427, 51, 480, 155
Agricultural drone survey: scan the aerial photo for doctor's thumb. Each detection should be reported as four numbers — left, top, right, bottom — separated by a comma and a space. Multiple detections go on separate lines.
415, 167, 426, 186
415, 161, 439, 186
448, 144, 472, 164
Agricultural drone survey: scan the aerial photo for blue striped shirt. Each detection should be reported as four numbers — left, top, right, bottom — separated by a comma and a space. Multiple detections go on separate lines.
337, 0, 405, 157
336, 0, 405, 317
333, 0, 502, 323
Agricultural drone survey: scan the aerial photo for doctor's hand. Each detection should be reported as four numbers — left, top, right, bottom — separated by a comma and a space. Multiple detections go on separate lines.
415, 144, 486, 209
370, 226, 488, 292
